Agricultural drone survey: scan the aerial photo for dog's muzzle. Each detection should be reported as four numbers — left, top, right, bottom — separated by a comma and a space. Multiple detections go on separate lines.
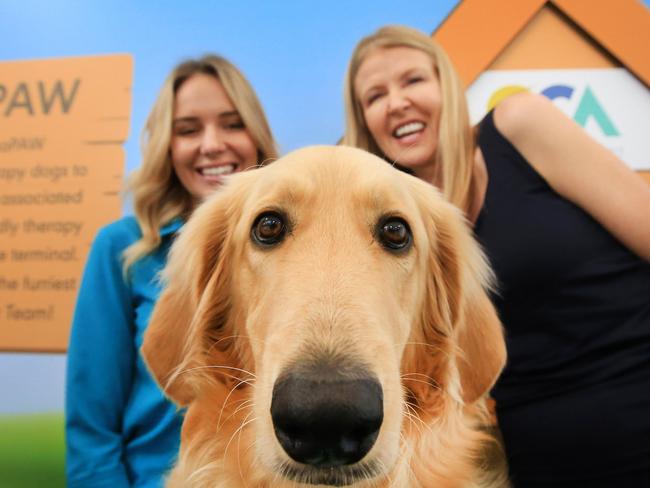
271, 370, 383, 468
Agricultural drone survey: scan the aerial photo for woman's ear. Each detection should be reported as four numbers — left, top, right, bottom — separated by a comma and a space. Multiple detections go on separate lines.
412, 179, 506, 405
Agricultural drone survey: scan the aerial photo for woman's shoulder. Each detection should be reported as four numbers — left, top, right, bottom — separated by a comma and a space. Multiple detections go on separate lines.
492, 92, 557, 143
92, 215, 142, 254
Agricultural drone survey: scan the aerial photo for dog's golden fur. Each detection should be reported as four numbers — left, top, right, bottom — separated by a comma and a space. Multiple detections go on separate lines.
142, 146, 508, 487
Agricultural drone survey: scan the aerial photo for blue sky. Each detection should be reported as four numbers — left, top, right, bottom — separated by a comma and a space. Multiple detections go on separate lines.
0, 0, 458, 414
0, 0, 457, 172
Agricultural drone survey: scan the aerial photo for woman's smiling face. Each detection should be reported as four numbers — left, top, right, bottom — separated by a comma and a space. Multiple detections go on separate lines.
170, 72, 258, 204
355, 46, 441, 182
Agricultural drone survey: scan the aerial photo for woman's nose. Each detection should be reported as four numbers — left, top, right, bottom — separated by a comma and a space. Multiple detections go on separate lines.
200, 126, 226, 156
386, 88, 410, 114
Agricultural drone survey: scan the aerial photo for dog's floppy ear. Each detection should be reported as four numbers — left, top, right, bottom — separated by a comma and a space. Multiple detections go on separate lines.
141, 182, 243, 406
413, 181, 506, 404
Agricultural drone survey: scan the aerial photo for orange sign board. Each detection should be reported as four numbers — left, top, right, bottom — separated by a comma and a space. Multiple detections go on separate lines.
0, 54, 132, 352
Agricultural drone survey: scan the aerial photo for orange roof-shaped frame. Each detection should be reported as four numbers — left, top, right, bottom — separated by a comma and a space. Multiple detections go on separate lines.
432, 0, 650, 88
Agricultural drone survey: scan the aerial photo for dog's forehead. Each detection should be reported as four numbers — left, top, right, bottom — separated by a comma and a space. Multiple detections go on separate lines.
253, 145, 416, 210
275, 145, 398, 177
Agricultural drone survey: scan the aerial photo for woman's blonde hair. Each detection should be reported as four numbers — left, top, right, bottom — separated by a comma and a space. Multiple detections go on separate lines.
342, 25, 475, 213
123, 54, 278, 271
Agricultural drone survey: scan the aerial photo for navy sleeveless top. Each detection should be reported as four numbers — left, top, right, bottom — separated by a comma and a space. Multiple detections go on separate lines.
474, 111, 650, 486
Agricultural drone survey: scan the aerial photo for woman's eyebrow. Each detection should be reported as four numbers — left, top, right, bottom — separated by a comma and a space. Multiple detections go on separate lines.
172, 116, 199, 124
173, 111, 241, 124
397, 66, 427, 80
218, 110, 241, 118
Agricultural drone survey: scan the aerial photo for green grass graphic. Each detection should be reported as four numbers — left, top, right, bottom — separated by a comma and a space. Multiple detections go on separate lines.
0, 413, 65, 488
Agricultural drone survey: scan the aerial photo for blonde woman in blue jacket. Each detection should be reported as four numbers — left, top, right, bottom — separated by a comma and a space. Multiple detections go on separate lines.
65, 54, 277, 488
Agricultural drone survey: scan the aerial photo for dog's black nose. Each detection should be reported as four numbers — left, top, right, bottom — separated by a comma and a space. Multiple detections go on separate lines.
271, 375, 383, 467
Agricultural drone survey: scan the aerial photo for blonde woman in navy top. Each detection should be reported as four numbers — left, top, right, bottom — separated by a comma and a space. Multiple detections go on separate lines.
344, 25, 650, 487
65, 55, 277, 488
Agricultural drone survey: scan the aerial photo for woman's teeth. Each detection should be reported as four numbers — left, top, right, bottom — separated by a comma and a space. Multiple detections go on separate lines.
394, 122, 424, 138
200, 164, 236, 176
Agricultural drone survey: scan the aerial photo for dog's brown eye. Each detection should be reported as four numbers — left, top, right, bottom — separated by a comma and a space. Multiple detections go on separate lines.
377, 217, 412, 252
251, 212, 287, 247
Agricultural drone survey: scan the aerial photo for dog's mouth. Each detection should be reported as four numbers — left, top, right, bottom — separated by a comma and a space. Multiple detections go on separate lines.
277, 460, 382, 486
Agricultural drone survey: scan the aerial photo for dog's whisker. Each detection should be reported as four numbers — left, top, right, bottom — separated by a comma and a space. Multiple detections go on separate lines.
176, 369, 255, 388
208, 333, 268, 350
182, 364, 257, 378
253, 156, 277, 169
405, 416, 428, 440
401, 376, 441, 389
403, 411, 425, 438
187, 457, 220, 486
400, 372, 441, 386
220, 399, 255, 428
223, 411, 257, 460
175, 366, 258, 400
403, 340, 451, 356
217, 379, 256, 430
232, 399, 255, 415
400, 371, 436, 378
404, 398, 425, 418
386, 138, 421, 175
235, 409, 253, 488
403, 401, 431, 438
217, 398, 252, 431
243, 436, 261, 459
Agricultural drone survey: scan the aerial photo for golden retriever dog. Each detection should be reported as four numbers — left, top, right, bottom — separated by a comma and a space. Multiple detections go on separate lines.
142, 145, 508, 487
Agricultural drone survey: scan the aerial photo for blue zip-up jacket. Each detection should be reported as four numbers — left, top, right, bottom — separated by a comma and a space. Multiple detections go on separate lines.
65, 216, 183, 487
